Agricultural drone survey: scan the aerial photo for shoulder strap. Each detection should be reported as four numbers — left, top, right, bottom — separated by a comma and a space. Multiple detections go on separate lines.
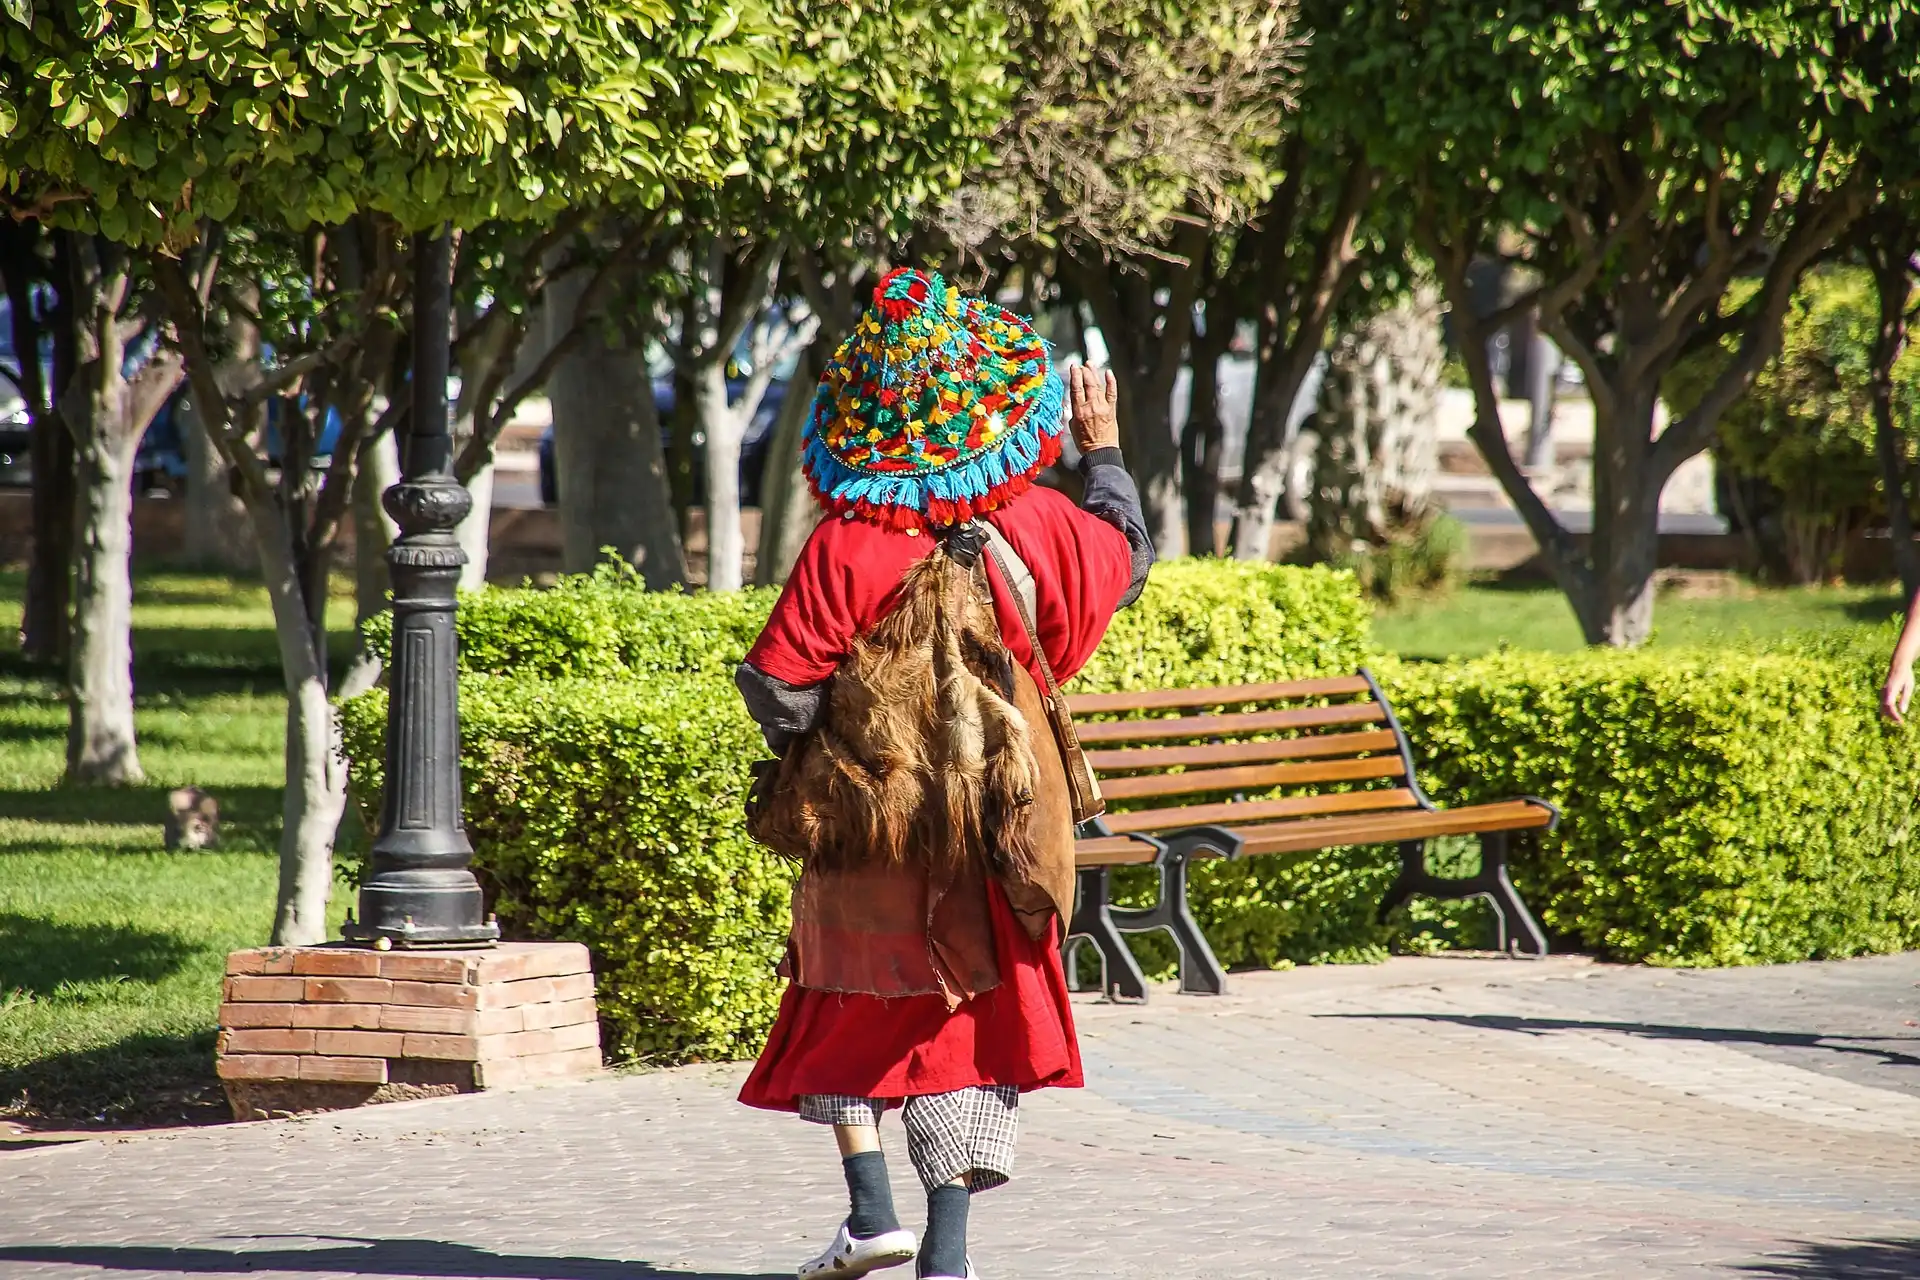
977, 519, 1105, 823
979, 521, 1050, 691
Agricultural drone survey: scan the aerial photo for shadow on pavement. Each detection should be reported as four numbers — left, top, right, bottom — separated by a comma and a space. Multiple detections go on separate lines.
1738, 1237, 1920, 1278
0, 1238, 788, 1279
0, 1027, 229, 1128
1324, 1013, 1920, 1070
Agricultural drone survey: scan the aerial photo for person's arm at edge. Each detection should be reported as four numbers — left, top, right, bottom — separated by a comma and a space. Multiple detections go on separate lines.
1882, 588, 1920, 723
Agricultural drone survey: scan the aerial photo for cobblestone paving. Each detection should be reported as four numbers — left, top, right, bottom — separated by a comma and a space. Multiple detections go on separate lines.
6, 954, 1920, 1279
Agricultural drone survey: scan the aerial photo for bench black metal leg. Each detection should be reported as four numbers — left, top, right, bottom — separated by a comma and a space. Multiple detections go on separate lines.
1481, 832, 1549, 958
1107, 849, 1227, 997
1374, 833, 1549, 959
1065, 866, 1148, 1002
1376, 840, 1427, 923
1150, 851, 1224, 995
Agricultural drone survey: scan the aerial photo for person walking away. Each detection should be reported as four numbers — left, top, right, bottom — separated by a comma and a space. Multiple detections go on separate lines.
734, 268, 1153, 1280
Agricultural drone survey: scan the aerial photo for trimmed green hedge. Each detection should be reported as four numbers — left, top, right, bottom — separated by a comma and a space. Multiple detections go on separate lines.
342, 674, 791, 1063
1383, 646, 1920, 965
342, 559, 1380, 1062
364, 561, 778, 682
341, 561, 1920, 1065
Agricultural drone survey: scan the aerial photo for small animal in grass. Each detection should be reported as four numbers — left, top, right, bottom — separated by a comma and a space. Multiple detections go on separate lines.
165, 787, 220, 851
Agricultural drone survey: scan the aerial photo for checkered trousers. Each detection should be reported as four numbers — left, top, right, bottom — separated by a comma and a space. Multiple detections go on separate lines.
799, 1086, 1020, 1192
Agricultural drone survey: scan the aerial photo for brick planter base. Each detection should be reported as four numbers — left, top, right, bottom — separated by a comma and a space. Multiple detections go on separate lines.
217, 942, 601, 1121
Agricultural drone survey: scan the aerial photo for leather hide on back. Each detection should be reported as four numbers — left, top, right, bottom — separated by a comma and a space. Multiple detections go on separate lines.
751, 545, 1076, 1004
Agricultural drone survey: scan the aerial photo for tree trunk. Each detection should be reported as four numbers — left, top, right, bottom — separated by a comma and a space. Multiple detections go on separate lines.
250, 500, 344, 945
1577, 390, 1662, 647
6, 223, 75, 665
696, 359, 747, 591
1070, 247, 1202, 558
675, 234, 787, 591
1870, 251, 1920, 598
67, 421, 144, 784
455, 461, 493, 590
276, 662, 346, 945
755, 343, 821, 586
1182, 313, 1230, 557
180, 394, 252, 569
547, 322, 686, 585
340, 425, 399, 700
1307, 288, 1442, 559
594, 354, 685, 591
23, 407, 74, 662
1231, 353, 1326, 559
1225, 159, 1377, 562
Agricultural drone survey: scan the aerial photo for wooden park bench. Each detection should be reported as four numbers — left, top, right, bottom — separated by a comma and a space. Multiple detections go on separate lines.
1060, 671, 1559, 1000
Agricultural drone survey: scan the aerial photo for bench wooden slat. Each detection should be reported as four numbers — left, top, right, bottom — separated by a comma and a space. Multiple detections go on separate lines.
1099, 787, 1419, 835
1086, 728, 1400, 773
1075, 702, 1388, 745
1234, 800, 1554, 857
1073, 836, 1162, 867
1099, 754, 1406, 801
1067, 675, 1375, 716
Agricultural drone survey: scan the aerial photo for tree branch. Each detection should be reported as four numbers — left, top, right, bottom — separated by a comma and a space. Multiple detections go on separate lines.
734, 308, 820, 434
1426, 211, 1591, 600
1653, 169, 1871, 478
238, 338, 357, 405
1627, 168, 1781, 382
449, 208, 592, 358
711, 237, 787, 370
149, 251, 274, 503
307, 390, 375, 554
456, 216, 661, 480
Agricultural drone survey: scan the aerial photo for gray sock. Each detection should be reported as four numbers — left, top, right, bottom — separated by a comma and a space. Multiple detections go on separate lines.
843, 1152, 901, 1239
918, 1183, 969, 1278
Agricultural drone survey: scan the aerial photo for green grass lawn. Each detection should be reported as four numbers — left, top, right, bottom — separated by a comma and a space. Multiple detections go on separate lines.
1374, 577, 1907, 659
0, 572, 353, 1127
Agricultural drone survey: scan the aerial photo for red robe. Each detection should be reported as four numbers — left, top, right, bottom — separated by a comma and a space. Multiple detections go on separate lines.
738, 486, 1134, 1108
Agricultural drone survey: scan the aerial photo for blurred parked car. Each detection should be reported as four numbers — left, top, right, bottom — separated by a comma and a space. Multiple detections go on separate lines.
537, 375, 789, 508
136, 393, 190, 493
262, 396, 345, 469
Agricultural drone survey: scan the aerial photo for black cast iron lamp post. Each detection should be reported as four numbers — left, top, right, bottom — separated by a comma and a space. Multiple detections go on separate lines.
344, 229, 499, 949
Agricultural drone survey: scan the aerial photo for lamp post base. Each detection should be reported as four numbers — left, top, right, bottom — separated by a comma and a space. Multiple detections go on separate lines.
217, 941, 600, 1120
341, 913, 501, 950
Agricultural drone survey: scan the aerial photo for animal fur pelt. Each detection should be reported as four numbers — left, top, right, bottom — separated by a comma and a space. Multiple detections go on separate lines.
751, 545, 1043, 888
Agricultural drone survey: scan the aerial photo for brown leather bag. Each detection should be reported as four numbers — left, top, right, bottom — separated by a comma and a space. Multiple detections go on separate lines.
980, 522, 1106, 825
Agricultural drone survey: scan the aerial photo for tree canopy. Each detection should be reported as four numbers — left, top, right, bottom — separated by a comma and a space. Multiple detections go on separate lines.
1324, 0, 1920, 644
0, 0, 789, 240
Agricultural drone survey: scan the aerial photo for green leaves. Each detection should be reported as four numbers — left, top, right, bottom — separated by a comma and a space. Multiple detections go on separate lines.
713, 0, 1009, 237
0, 0, 793, 242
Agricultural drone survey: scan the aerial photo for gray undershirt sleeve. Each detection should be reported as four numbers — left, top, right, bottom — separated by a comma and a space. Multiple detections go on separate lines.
734, 663, 826, 754
1079, 446, 1155, 607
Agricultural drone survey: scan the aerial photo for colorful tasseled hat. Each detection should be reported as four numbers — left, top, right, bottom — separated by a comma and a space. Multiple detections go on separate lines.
802, 267, 1066, 530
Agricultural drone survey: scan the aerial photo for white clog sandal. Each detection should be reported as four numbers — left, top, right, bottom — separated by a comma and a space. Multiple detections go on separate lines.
796, 1220, 918, 1278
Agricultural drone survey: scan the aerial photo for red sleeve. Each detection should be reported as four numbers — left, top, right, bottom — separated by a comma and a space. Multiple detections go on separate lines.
985, 487, 1132, 686
745, 515, 925, 686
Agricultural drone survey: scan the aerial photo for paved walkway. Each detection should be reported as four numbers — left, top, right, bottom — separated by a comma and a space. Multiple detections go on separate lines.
6, 953, 1920, 1279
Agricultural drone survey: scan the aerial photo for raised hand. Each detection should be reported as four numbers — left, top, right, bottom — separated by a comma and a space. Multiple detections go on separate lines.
1068, 363, 1121, 455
